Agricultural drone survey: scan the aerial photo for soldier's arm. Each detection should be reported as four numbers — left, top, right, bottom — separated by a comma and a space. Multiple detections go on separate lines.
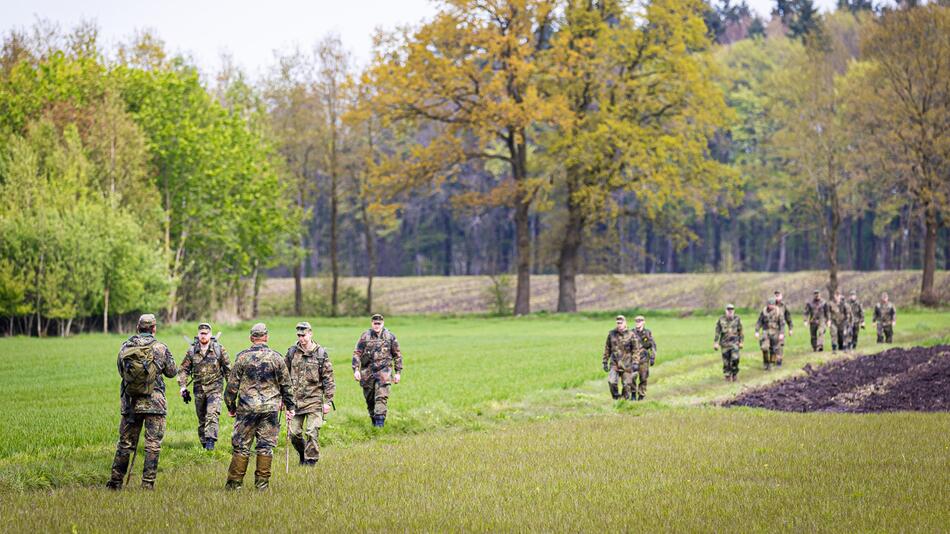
219, 345, 232, 379
391, 336, 404, 373
738, 318, 744, 344
603, 335, 612, 367
784, 308, 793, 329
714, 320, 723, 344
276, 358, 296, 413
352, 336, 366, 372
755, 312, 765, 334
224, 357, 242, 413
162, 346, 177, 378
647, 331, 656, 363
177, 349, 193, 388
322, 357, 335, 404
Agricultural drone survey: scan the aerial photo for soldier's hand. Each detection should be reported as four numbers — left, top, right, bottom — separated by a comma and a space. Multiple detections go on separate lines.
739, 343, 744, 349
788, 330, 793, 337
353, 370, 361, 381
713, 344, 719, 351
754, 332, 759, 338
286, 410, 295, 422
323, 404, 331, 415
393, 373, 401, 384
779, 334, 785, 342
603, 363, 609, 372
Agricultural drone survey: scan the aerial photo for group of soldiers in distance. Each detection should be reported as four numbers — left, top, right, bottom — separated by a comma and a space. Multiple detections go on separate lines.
106, 313, 402, 491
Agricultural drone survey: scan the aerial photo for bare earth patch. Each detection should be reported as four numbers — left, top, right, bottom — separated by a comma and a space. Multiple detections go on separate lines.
725, 345, 950, 413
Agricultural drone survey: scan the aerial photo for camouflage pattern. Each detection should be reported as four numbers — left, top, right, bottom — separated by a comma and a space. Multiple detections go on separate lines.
715, 314, 744, 377
285, 343, 335, 414
178, 339, 230, 444
633, 326, 655, 399
873, 301, 896, 343
774, 301, 794, 333
602, 327, 641, 400
107, 332, 176, 489
803, 296, 829, 351
849, 298, 865, 349
231, 411, 279, 456
352, 328, 403, 417
224, 343, 295, 415
828, 298, 853, 351
193, 392, 222, 443
289, 412, 324, 463
755, 306, 785, 365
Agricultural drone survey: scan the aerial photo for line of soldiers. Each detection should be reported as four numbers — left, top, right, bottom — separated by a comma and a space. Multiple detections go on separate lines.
602, 315, 656, 401
106, 312, 403, 491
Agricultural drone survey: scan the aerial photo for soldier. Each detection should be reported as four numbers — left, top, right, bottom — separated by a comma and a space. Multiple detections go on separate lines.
848, 291, 865, 349
632, 316, 656, 400
873, 292, 897, 343
827, 290, 853, 352
224, 323, 295, 490
602, 315, 641, 400
285, 321, 335, 466
773, 290, 794, 338
177, 322, 231, 450
714, 304, 744, 382
803, 289, 829, 351
105, 314, 177, 490
755, 298, 785, 371
353, 314, 403, 428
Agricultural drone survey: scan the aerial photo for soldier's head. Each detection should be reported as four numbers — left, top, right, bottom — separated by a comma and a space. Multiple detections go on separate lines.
881, 292, 889, 303
137, 314, 157, 334
249, 323, 268, 344
725, 303, 735, 317
296, 321, 313, 345
767, 297, 776, 309
197, 322, 212, 344
615, 315, 627, 331
774, 290, 783, 303
634, 315, 645, 329
370, 314, 384, 333
835, 290, 842, 301
849, 291, 857, 302
813, 289, 821, 300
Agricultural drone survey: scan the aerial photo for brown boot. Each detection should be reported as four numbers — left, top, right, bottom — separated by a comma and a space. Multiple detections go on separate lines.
225, 454, 250, 490
254, 454, 273, 490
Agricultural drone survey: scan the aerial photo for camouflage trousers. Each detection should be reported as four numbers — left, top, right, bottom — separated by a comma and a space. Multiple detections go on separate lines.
830, 322, 851, 351
634, 356, 651, 399
362, 381, 391, 417
721, 347, 740, 377
194, 390, 222, 444
607, 364, 637, 400
232, 412, 279, 457
851, 323, 863, 349
108, 413, 166, 486
760, 334, 783, 364
289, 412, 324, 462
808, 322, 826, 351
876, 323, 893, 343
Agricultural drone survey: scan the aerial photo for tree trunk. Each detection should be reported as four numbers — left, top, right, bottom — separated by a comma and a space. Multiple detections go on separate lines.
919, 205, 938, 306
557, 174, 584, 313
252, 259, 262, 317
360, 200, 376, 315
826, 198, 840, 296
293, 259, 303, 316
778, 233, 787, 273
508, 131, 531, 316
103, 285, 109, 334
443, 208, 453, 276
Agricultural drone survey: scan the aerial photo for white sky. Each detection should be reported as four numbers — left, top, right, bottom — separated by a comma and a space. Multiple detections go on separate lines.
1, 0, 837, 80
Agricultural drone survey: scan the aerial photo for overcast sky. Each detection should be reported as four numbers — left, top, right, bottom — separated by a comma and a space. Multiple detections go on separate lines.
1, 0, 839, 79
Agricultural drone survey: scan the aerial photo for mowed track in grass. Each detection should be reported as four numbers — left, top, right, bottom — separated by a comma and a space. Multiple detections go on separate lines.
1, 311, 949, 530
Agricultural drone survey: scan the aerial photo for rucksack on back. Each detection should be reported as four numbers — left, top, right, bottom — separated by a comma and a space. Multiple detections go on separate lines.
120, 343, 158, 397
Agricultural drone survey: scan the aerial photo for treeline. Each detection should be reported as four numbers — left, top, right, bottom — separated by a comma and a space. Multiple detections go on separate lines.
1, 1, 948, 335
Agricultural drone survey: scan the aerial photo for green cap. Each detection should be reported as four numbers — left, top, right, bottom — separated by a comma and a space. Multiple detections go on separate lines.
813, 289, 821, 295
767, 298, 776, 305
371, 313, 384, 322
137, 314, 156, 329
250, 322, 268, 337
295, 321, 312, 331
634, 315, 645, 322
849, 290, 856, 296
198, 322, 211, 332
725, 303, 735, 309
615, 315, 626, 321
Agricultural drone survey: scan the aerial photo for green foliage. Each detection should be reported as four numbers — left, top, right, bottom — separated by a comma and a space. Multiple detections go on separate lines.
484, 274, 514, 316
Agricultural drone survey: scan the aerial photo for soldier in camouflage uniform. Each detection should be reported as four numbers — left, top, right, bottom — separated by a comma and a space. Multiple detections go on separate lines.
285, 321, 335, 466
106, 314, 177, 490
770, 291, 793, 366
632, 316, 656, 400
873, 292, 897, 343
353, 314, 403, 428
803, 289, 829, 351
602, 315, 641, 400
177, 322, 230, 450
827, 290, 853, 352
755, 298, 785, 371
224, 323, 295, 490
847, 291, 865, 349
714, 304, 744, 381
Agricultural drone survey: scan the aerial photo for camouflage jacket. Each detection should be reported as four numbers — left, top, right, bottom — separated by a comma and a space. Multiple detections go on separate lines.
849, 300, 865, 324
803, 298, 828, 324
634, 327, 657, 364
352, 328, 403, 386
755, 307, 785, 336
828, 299, 852, 325
224, 343, 295, 415
873, 302, 896, 324
602, 328, 641, 371
775, 302, 794, 331
177, 339, 230, 395
285, 343, 335, 415
117, 334, 177, 416
714, 315, 744, 349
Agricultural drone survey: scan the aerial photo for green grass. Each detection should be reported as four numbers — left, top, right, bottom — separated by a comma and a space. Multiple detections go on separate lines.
1, 311, 949, 530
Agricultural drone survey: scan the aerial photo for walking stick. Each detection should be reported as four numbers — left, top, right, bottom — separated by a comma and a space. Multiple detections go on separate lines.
125, 435, 139, 486
286, 421, 291, 474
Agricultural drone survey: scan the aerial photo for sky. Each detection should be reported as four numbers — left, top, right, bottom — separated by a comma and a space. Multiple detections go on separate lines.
1, 0, 839, 79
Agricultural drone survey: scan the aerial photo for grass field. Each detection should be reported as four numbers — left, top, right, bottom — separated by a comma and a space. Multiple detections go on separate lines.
2, 310, 949, 531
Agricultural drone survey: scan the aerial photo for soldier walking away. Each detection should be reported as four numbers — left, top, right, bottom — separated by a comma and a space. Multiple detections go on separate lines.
353, 314, 403, 428
773, 290, 794, 343
873, 292, 897, 344
177, 322, 230, 450
848, 291, 865, 349
827, 291, 853, 353
601, 315, 641, 400
632, 316, 656, 400
285, 321, 335, 466
803, 289, 829, 351
224, 323, 295, 490
106, 314, 177, 490
714, 304, 744, 382
755, 299, 785, 371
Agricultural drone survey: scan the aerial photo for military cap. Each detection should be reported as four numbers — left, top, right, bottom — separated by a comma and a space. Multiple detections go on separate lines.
615, 315, 626, 321
197, 322, 212, 332
774, 290, 782, 295
767, 298, 776, 305
295, 321, 312, 331
813, 289, 821, 294
250, 322, 268, 337
849, 290, 856, 296
634, 315, 645, 322
371, 313, 384, 321
725, 303, 735, 309
137, 314, 156, 329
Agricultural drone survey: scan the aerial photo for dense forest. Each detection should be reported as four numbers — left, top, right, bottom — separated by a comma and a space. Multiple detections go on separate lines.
1, 0, 948, 335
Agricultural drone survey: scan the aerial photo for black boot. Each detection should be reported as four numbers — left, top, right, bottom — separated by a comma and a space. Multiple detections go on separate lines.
141, 451, 159, 490
203, 440, 215, 451
291, 437, 305, 464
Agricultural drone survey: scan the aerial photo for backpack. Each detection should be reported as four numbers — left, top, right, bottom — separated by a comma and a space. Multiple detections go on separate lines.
119, 342, 158, 397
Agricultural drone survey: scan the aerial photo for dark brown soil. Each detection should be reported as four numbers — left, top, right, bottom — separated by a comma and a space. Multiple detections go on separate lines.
726, 345, 950, 413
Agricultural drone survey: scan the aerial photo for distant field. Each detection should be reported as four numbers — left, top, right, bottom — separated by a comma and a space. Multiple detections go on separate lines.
260, 271, 950, 315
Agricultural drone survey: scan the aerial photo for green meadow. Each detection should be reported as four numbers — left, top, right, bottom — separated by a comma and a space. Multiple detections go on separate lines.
1, 310, 949, 531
